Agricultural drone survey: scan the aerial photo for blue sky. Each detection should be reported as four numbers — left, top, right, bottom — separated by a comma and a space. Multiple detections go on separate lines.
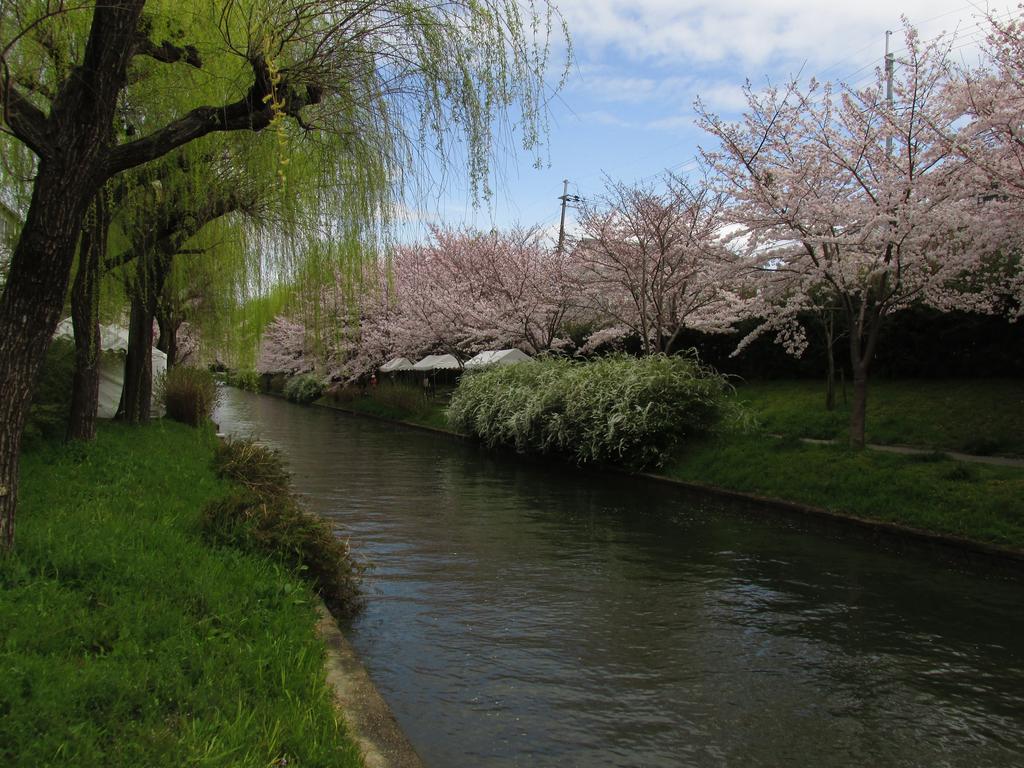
404, 1, 1017, 242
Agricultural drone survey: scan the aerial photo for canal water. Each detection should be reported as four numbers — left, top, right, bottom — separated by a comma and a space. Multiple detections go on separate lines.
214, 388, 1024, 767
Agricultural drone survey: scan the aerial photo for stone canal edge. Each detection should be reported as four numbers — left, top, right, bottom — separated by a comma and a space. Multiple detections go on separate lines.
316, 604, 426, 768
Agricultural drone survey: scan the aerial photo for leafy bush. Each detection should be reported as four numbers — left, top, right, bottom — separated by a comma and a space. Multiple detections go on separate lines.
225, 368, 261, 392
201, 491, 363, 617
207, 436, 362, 616
447, 353, 735, 469
158, 365, 220, 426
213, 438, 292, 500
283, 373, 325, 404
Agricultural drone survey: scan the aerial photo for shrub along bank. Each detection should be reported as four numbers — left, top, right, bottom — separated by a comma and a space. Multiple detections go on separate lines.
448, 354, 735, 470
0, 422, 363, 767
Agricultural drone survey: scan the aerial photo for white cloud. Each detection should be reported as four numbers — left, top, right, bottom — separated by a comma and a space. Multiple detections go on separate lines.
576, 109, 637, 127
558, 0, 1008, 72
644, 114, 692, 131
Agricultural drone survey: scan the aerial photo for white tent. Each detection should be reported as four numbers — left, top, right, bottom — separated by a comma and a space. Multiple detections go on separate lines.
379, 357, 414, 373
54, 319, 166, 418
411, 353, 462, 371
463, 348, 532, 369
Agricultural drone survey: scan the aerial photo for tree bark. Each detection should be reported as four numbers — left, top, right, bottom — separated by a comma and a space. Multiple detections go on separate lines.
847, 305, 884, 449
0, 166, 96, 550
119, 243, 176, 424
67, 192, 110, 442
0, 1, 145, 551
118, 292, 155, 425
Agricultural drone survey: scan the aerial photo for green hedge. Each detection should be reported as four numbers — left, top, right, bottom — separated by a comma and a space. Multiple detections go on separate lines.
447, 353, 735, 469
283, 373, 325, 404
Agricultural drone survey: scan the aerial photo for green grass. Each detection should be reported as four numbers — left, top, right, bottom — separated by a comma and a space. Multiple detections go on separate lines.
0, 422, 362, 767
736, 378, 1024, 455
666, 434, 1024, 549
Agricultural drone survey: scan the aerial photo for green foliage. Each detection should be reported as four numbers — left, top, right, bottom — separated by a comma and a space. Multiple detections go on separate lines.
225, 368, 262, 392
210, 437, 362, 617
448, 354, 735, 469
24, 337, 75, 445
283, 373, 325, 404
157, 366, 219, 427
213, 438, 292, 500
201, 491, 363, 618
2, 422, 362, 767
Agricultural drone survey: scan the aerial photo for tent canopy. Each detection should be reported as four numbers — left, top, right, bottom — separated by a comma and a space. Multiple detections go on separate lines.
53, 319, 166, 418
463, 348, 532, 369
379, 357, 414, 373
411, 354, 462, 371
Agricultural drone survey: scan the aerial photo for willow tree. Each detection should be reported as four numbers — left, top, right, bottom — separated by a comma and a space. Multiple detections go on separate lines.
0, 0, 568, 549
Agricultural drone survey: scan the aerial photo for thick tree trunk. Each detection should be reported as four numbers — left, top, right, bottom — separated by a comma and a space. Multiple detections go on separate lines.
67, 193, 109, 442
0, 1, 146, 551
0, 167, 97, 550
119, 294, 155, 425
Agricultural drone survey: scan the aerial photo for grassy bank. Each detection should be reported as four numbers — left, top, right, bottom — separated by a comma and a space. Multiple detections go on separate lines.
0, 422, 362, 767
665, 434, 1024, 549
736, 378, 1024, 455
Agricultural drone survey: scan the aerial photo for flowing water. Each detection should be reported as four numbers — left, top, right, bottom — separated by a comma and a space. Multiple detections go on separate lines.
215, 388, 1024, 767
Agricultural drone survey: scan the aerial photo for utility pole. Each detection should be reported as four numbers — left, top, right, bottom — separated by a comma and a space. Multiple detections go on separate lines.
557, 179, 581, 254
885, 30, 894, 155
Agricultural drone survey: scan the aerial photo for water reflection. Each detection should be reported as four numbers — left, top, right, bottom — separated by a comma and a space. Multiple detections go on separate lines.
215, 389, 1024, 767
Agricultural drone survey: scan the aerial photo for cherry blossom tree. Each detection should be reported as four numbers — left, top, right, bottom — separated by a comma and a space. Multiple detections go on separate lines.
697, 27, 996, 448
338, 227, 579, 375
940, 7, 1024, 315
572, 174, 742, 355
256, 316, 316, 377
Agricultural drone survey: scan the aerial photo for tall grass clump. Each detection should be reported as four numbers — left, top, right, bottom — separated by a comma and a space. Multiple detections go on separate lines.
448, 353, 735, 469
157, 365, 220, 426
283, 373, 325, 404
209, 437, 363, 616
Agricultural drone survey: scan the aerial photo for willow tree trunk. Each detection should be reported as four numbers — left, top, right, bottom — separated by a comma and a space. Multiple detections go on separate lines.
119, 248, 174, 424
0, 2, 144, 551
119, 295, 155, 425
156, 307, 180, 368
67, 193, 110, 442
0, 168, 101, 549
